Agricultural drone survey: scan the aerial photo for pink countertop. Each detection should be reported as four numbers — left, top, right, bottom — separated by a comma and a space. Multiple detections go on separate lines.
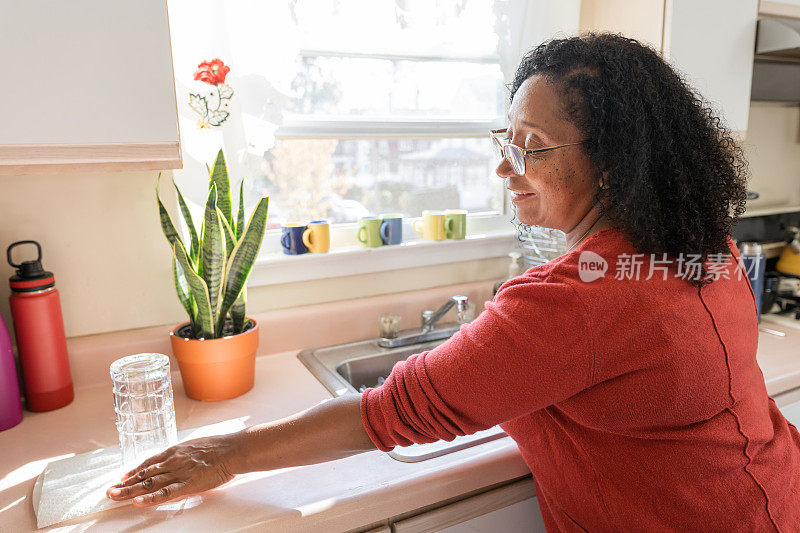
759, 316, 800, 398
0, 351, 529, 532
1, 288, 799, 532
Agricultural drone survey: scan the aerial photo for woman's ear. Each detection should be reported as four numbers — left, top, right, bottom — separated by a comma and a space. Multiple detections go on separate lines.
598, 170, 609, 190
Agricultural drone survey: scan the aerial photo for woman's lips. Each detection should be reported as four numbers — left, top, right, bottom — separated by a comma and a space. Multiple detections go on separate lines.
510, 190, 536, 203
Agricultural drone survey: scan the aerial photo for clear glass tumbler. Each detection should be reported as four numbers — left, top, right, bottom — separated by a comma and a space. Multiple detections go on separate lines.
110, 353, 177, 468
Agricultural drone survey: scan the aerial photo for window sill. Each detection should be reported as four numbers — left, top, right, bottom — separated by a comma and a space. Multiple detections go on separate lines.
248, 229, 518, 287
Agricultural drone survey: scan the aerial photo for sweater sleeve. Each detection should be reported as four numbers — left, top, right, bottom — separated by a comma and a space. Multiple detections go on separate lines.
360, 274, 594, 452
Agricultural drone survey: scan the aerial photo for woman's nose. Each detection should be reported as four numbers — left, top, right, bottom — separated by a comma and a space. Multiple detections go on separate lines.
495, 156, 521, 179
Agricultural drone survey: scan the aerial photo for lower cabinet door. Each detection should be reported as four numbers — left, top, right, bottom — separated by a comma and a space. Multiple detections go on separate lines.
393, 477, 547, 533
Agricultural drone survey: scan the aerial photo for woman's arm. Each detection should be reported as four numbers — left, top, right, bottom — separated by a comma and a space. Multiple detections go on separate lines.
106, 394, 375, 507
360, 276, 594, 451
232, 393, 376, 472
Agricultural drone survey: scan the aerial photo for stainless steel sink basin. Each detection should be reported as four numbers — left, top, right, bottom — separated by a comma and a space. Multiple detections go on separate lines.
297, 330, 506, 462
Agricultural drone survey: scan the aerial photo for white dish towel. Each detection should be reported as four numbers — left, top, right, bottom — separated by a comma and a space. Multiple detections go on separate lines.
32, 418, 247, 529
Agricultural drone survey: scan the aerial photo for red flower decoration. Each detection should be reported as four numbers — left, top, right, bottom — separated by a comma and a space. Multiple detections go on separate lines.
193, 59, 230, 85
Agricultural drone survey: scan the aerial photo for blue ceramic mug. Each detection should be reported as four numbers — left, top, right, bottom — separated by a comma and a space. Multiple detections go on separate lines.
281, 223, 308, 255
380, 214, 403, 245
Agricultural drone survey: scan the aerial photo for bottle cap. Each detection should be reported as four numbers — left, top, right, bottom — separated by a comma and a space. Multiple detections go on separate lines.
7, 241, 55, 293
740, 242, 763, 255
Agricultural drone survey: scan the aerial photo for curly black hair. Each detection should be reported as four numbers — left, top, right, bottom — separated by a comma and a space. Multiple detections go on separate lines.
511, 33, 748, 285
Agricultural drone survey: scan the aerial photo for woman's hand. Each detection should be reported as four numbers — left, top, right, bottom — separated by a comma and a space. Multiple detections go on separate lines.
105, 395, 374, 509
106, 435, 237, 507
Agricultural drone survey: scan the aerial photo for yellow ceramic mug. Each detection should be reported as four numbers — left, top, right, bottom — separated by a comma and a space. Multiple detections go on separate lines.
413, 210, 446, 241
302, 220, 330, 253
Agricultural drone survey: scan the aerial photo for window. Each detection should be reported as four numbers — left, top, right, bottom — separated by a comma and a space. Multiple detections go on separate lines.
251, 137, 504, 225
166, 0, 563, 282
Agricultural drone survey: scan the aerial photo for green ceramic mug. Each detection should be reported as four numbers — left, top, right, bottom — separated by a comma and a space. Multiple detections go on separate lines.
357, 216, 383, 248
445, 209, 467, 239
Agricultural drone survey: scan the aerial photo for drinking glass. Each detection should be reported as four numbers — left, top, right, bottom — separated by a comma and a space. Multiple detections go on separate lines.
110, 353, 177, 468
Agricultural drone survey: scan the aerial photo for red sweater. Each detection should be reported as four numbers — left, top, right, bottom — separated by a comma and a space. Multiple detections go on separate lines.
361, 227, 800, 531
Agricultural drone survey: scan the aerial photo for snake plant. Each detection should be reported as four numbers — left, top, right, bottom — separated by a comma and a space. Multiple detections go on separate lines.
157, 149, 269, 339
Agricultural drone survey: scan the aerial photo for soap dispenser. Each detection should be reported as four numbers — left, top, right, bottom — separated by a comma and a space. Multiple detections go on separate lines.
493, 252, 525, 297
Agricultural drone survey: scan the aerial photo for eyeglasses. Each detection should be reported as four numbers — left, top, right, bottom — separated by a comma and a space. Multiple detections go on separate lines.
490, 128, 588, 175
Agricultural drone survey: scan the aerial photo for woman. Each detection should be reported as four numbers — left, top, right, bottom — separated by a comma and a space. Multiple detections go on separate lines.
108, 34, 800, 530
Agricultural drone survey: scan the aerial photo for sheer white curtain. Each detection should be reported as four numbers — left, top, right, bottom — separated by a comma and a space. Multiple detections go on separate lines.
168, 0, 297, 209
495, 0, 580, 85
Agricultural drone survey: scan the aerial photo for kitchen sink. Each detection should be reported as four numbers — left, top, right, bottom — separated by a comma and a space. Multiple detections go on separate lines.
297, 332, 506, 462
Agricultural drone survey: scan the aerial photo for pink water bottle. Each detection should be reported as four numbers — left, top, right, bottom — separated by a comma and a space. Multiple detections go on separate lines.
0, 312, 23, 431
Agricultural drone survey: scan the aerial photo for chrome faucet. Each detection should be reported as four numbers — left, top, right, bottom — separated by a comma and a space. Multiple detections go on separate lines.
377, 295, 470, 348
421, 295, 470, 333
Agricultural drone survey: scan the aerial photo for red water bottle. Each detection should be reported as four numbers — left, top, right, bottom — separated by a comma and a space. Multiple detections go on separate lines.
7, 241, 73, 412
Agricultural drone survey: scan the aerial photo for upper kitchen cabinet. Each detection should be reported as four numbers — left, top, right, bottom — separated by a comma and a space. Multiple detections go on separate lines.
580, 0, 759, 134
662, 0, 759, 134
0, 1, 181, 175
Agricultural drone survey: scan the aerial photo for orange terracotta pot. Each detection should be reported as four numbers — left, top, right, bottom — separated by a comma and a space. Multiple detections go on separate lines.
169, 319, 259, 401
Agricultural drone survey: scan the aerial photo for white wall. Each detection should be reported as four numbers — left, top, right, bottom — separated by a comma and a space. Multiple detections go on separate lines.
0, 169, 508, 339
0, 170, 180, 338
741, 102, 800, 210
579, 0, 665, 52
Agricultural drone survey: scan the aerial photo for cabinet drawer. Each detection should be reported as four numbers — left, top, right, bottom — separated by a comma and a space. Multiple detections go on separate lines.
393, 478, 546, 533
